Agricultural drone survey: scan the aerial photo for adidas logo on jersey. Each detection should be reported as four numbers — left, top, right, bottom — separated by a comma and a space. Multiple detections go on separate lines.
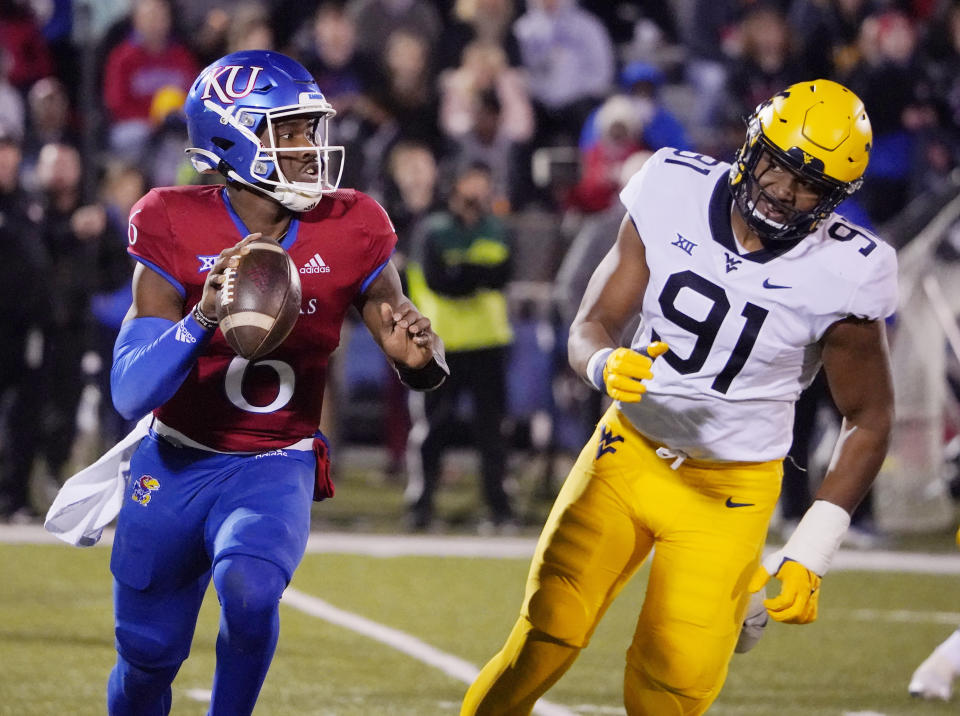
175, 322, 197, 344
300, 253, 331, 274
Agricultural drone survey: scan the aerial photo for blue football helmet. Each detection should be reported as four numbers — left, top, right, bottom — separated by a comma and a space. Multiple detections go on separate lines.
184, 50, 343, 211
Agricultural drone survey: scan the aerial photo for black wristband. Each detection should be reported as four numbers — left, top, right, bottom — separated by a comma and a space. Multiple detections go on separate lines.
191, 303, 219, 331
395, 353, 449, 392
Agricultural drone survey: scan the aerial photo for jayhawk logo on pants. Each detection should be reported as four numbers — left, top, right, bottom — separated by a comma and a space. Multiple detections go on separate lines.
132, 475, 161, 506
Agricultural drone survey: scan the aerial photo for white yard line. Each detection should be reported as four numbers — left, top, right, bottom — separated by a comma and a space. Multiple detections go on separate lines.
839, 607, 960, 624
281, 587, 577, 716
184, 688, 212, 703
8, 524, 960, 574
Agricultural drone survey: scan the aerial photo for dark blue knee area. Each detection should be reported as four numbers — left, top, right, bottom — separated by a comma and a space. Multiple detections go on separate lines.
113, 578, 207, 670
115, 624, 190, 671
214, 555, 286, 623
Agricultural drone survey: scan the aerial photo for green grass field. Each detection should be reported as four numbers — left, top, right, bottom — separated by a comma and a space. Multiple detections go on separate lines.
2, 534, 960, 716
5, 455, 960, 715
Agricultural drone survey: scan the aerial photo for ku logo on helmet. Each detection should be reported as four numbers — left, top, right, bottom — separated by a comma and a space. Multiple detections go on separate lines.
200, 65, 263, 104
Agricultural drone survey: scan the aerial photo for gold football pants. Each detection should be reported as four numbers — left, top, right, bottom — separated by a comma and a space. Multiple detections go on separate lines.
462, 406, 782, 716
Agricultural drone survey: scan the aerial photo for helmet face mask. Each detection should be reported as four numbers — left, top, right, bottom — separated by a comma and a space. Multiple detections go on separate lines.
251, 108, 343, 208
729, 80, 872, 243
734, 133, 851, 242
185, 50, 345, 211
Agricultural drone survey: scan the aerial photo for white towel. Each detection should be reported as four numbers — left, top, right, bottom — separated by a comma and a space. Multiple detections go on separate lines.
43, 414, 152, 547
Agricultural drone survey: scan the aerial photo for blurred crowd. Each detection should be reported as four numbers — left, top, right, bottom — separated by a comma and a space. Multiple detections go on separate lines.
2, 0, 960, 522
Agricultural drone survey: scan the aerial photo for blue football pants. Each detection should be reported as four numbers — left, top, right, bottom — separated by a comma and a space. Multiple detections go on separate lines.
107, 432, 314, 715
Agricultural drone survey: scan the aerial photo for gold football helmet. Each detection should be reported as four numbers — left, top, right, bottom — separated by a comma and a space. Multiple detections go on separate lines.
729, 79, 872, 242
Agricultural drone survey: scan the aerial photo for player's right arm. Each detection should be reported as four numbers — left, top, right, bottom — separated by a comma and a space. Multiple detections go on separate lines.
568, 213, 667, 402
110, 201, 257, 420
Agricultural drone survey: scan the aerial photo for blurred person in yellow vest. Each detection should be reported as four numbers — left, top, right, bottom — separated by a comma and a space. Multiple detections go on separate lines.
405, 161, 515, 532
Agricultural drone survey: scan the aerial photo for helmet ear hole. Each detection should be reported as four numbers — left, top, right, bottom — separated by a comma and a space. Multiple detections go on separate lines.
212, 137, 235, 151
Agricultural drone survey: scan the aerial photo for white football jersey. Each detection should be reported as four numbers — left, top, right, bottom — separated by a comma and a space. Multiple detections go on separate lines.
616, 148, 898, 462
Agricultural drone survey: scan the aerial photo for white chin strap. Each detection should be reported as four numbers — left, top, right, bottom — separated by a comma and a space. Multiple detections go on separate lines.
272, 186, 322, 212
219, 166, 323, 211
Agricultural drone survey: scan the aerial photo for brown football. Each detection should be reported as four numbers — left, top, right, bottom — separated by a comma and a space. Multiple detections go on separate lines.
215, 239, 301, 360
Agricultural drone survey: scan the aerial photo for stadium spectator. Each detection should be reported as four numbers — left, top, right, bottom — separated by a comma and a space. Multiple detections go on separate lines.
565, 95, 645, 214
405, 162, 515, 532
439, 0, 521, 70
291, 2, 375, 118
101, 0, 199, 161
374, 140, 444, 478
32, 0, 76, 94
0, 52, 24, 143
176, 2, 232, 65
33, 143, 128, 487
346, 0, 443, 67
287, 4, 379, 192
351, 89, 402, 194
379, 29, 441, 147
142, 85, 189, 188
0, 0, 54, 92
725, 5, 804, 123
23, 77, 76, 162
91, 161, 144, 445
578, 62, 692, 155
787, 0, 878, 79
446, 87, 523, 212
0, 122, 48, 522
463, 79, 896, 715
379, 140, 443, 259
0, 216, 45, 522
439, 40, 533, 145
513, 0, 615, 147
64, 49, 446, 715
224, 0, 273, 53
843, 9, 938, 223
577, 0, 667, 46
911, 2, 960, 196
678, 0, 743, 139
440, 39, 533, 208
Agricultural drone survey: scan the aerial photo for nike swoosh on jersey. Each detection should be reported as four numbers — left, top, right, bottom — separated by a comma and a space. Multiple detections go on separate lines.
762, 279, 791, 289
725, 497, 755, 508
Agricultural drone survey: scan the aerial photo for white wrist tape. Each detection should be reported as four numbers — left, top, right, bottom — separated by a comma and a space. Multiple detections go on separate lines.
585, 347, 614, 392
764, 500, 850, 577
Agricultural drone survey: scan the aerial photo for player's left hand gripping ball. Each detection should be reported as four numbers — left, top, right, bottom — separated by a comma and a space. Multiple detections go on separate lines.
602, 342, 668, 402
747, 558, 822, 625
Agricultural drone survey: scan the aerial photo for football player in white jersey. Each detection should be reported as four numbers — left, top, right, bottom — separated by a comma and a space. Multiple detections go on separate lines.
462, 79, 896, 715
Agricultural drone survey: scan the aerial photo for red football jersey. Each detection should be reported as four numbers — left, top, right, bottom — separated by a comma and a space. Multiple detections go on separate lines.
127, 185, 396, 451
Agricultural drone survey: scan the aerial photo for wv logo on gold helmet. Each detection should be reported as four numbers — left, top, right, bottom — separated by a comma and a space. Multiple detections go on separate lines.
729, 79, 872, 242
131, 475, 161, 506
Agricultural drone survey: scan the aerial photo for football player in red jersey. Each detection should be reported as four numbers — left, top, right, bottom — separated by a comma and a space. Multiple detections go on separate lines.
103, 50, 447, 715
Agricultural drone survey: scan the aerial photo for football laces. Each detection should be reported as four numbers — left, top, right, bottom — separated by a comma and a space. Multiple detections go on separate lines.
219, 267, 236, 307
